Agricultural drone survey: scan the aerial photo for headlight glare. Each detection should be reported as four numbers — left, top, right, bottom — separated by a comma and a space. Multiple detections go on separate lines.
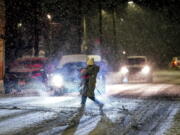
120, 67, 129, 75
50, 74, 64, 88
142, 66, 150, 74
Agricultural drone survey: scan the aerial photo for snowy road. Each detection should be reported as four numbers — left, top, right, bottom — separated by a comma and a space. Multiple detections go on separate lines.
0, 83, 179, 135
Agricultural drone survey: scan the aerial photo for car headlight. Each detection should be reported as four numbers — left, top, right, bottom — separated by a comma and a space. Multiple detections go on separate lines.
120, 67, 129, 75
50, 74, 64, 88
141, 66, 150, 74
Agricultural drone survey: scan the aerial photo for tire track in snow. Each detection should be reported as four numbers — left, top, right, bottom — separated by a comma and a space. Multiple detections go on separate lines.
0, 109, 37, 122
60, 109, 102, 135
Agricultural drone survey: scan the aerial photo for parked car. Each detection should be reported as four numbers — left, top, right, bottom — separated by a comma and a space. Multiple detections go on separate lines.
119, 56, 153, 83
169, 56, 180, 69
47, 54, 108, 95
4, 56, 48, 93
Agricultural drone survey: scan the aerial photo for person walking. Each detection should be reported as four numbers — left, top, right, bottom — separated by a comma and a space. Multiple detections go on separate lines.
80, 58, 104, 110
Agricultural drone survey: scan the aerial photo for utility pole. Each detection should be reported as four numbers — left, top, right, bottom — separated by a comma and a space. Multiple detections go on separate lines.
112, 5, 118, 70
33, 0, 39, 56
78, 0, 82, 53
82, 16, 88, 53
112, 7, 117, 50
81, 0, 88, 54
98, 0, 102, 46
47, 13, 52, 56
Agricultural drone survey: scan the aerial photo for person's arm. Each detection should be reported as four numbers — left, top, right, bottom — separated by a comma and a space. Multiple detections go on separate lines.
80, 68, 88, 76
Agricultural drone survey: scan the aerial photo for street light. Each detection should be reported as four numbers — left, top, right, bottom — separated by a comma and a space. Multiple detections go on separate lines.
17, 23, 22, 28
47, 14, 52, 21
123, 51, 126, 55
46, 14, 52, 55
128, 1, 134, 5
101, 10, 107, 16
128, 0, 136, 8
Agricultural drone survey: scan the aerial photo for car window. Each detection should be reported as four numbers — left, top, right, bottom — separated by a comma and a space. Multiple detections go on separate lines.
127, 58, 146, 65
62, 62, 86, 72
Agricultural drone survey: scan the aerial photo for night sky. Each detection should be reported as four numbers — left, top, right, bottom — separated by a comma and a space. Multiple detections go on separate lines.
4, 0, 180, 67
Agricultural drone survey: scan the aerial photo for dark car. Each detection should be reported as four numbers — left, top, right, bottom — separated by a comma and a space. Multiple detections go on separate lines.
48, 61, 107, 95
169, 57, 180, 69
4, 57, 48, 93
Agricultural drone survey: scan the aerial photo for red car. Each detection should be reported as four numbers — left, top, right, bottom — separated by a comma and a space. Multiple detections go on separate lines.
4, 57, 49, 93
170, 57, 180, 69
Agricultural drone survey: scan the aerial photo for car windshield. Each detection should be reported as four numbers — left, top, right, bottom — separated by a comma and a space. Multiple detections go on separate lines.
58, 61, 108, 74
62, 62, 86, 72
127, 58, 146, 65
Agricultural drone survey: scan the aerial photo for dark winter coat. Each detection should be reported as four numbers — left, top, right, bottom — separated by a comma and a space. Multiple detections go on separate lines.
80, 65, 99, 97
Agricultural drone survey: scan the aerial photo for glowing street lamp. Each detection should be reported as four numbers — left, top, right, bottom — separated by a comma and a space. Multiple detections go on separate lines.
123, 51, 126, 55
47, 14, 52, 21
46, 14, 52, 55
128, 1, 134, 5
17, 23, 22, 28
101, 10, 107, 16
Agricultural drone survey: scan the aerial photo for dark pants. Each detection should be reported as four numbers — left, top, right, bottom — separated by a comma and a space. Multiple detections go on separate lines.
81, 96, 103, 106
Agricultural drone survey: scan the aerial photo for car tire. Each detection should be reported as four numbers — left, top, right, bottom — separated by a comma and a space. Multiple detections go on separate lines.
51, 87, 65, 96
